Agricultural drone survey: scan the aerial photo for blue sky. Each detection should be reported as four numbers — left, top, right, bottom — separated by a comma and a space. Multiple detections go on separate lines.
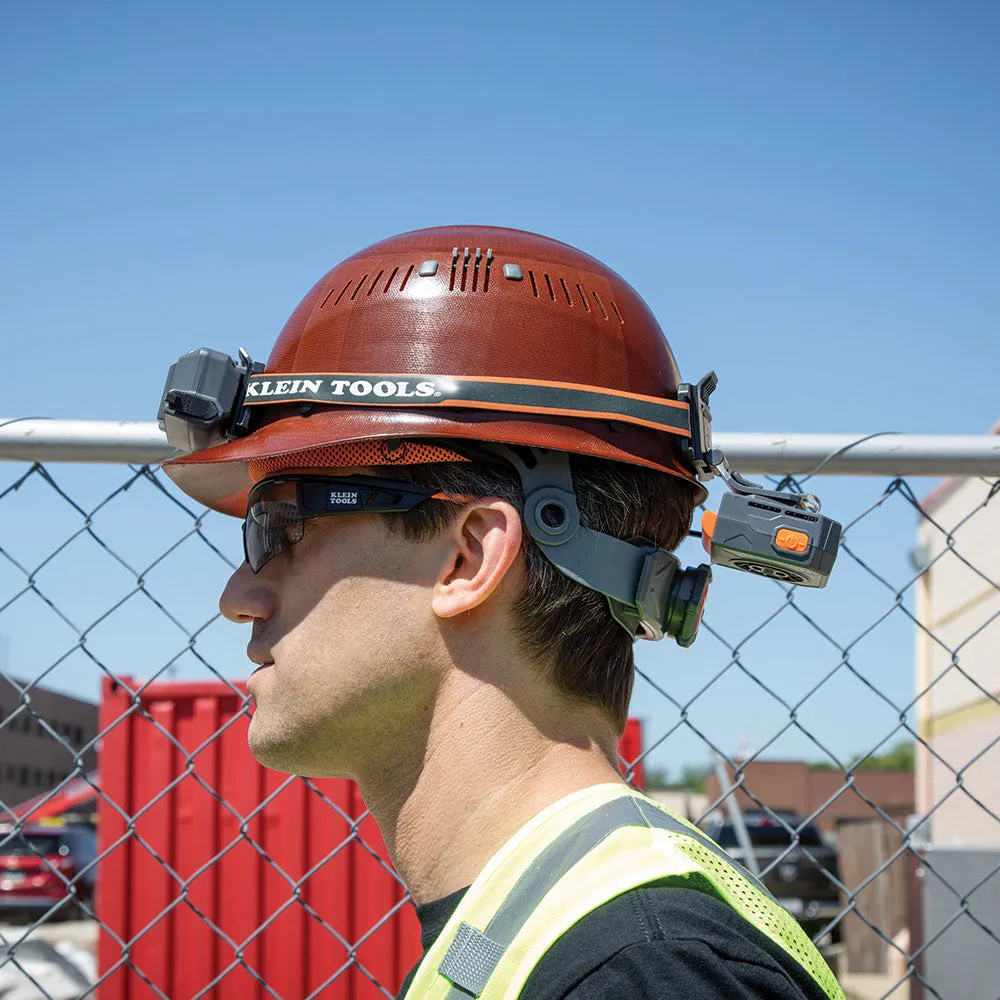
1, 2, 998, 775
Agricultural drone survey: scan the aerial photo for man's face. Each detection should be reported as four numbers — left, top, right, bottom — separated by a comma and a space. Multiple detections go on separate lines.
219, 489, 448, 779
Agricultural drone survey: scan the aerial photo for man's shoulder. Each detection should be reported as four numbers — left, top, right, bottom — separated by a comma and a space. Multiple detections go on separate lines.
521, 882, 831, 1000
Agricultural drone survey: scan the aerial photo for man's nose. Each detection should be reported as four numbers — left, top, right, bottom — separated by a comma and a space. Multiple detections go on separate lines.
219, 561, 277, 624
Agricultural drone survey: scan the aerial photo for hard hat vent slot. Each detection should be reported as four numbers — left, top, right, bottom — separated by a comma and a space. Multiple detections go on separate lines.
350, 274, 368, 301
482, 248, 494, 291
320, 279, 352, 309
471, 247, 483, 291
515, 272, 617, 320
310, 246, 624, 321
460, 247, 471, 291
322, 263, 428, 308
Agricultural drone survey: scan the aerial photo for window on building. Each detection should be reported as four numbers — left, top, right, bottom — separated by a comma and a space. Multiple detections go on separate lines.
74, 726, 84, 746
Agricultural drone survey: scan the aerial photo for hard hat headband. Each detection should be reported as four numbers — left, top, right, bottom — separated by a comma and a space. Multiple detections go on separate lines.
241, 372, 692, 438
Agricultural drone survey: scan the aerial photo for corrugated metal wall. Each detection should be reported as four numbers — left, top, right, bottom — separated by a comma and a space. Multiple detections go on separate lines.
96, 677, 421, 999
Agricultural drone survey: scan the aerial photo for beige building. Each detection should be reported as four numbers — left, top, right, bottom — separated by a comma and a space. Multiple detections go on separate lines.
915, 420, 1000, 847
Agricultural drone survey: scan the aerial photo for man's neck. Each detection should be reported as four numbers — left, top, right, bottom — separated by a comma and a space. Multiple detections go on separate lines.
354, 674, 625, 906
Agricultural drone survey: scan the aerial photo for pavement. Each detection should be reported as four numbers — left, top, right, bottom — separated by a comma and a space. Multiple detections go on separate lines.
0, 920, 98, 952
0, 921, 97, 999
840, 973, 910, 1000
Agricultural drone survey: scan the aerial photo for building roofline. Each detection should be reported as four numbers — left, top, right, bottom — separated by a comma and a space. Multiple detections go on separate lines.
0, 675, 98, 707
921, 417, 1000, 515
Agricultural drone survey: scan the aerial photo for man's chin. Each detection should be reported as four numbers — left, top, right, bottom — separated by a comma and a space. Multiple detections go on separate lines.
246, 711, 350, 778
247, 712, 300, 773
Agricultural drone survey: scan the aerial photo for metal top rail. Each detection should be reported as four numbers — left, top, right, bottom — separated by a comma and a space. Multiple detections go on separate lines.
1, 418, 999, 476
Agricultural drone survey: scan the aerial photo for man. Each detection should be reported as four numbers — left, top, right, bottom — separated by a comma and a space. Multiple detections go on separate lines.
159, 226, 844, 999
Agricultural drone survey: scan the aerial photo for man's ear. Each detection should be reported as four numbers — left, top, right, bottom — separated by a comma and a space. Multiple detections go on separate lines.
431, 500, 523, 619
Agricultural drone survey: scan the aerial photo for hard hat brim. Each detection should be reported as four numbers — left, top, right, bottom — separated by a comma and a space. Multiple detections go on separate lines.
162, 406, 706, 517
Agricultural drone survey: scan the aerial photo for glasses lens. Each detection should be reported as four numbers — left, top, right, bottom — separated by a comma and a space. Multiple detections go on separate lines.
244, 499, 306, 572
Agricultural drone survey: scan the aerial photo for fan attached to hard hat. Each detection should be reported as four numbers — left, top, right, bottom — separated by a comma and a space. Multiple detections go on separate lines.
157, 227, 841, 648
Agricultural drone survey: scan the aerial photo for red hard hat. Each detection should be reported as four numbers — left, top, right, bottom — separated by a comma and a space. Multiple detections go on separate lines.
163, 225, 707, 515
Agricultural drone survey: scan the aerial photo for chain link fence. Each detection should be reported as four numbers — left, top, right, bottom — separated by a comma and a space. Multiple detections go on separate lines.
0, 427, 998, 999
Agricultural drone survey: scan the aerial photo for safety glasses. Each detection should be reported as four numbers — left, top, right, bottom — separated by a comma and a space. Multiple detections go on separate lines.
243, 475, 469, 572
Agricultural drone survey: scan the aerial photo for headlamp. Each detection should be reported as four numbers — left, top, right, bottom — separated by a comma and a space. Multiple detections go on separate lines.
157, 347, 263, 454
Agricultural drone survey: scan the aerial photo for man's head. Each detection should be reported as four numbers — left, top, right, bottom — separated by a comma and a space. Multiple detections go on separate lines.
162, 224, 715, 776
220, 450, 699, 779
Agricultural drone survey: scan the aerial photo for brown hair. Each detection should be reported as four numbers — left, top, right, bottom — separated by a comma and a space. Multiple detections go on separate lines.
380, 454, 700, 732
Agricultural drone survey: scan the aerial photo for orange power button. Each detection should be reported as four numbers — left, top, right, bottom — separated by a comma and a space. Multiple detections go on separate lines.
775, 528, 810, 553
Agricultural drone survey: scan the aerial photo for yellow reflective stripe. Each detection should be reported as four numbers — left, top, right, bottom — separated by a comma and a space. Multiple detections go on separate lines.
479, 825, 698, 1000
486, 825, 844, 1000
402, 783, 633, 1000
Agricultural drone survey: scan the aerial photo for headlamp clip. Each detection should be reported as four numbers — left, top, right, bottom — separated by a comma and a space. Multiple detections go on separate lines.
678, 370, 821, 516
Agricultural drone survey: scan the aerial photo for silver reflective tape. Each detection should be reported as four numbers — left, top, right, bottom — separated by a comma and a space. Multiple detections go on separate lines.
438, 921, 506, 997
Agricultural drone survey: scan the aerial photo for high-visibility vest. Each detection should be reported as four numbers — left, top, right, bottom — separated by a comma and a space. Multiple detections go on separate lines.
402, 783, 844, 1000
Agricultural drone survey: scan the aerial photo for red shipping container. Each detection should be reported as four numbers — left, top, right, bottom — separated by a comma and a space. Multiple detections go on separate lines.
97, 677, 644, 999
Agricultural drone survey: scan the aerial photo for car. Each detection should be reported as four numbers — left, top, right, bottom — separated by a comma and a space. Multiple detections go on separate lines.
0, 823, 96, 920
702, 810, 841, 945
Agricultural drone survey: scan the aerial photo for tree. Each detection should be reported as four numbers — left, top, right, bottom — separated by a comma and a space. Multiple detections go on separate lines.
644, 762, 711, 792
810, 739, 915, 773
853, 740, 915, 772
